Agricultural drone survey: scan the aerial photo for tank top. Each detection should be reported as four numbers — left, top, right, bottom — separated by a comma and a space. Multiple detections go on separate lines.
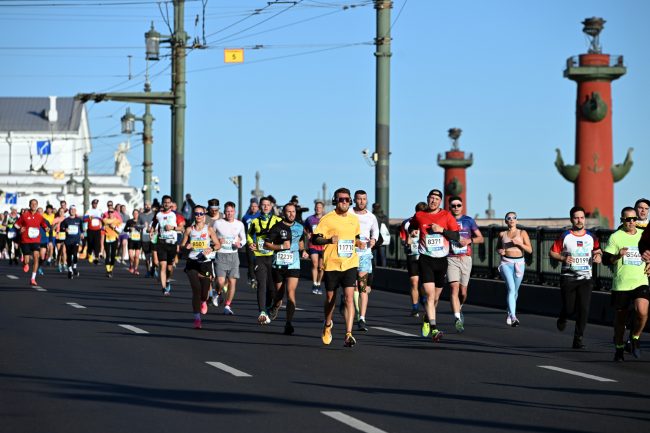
501, 229, 523, 257
188, 225, 214, 261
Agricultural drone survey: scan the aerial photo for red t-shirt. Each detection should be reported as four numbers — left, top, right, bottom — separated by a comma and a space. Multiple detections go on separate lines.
409, 209, 459, 258
15, 211, 50, 244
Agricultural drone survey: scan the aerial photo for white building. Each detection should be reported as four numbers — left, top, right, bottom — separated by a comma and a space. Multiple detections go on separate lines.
0, 96, 141, 212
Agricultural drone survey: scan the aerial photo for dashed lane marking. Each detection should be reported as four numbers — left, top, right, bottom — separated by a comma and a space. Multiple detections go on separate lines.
206, 362, 252, 377
371, 326, 418, 337
7, 275, 19, 280
321, 411, 389, 433
118, 324, 149, 334
66, 302, 87, 309
538, 365, 617, 383
34, 286, 47, 292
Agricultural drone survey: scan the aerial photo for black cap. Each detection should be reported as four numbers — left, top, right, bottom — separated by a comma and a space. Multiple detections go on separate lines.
428, 189, 443, 198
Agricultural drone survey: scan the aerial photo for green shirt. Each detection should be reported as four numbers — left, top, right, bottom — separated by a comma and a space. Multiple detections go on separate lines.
603, 229, 648, 291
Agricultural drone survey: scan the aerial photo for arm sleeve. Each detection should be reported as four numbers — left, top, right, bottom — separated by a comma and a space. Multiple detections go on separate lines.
592, 234, 600, 250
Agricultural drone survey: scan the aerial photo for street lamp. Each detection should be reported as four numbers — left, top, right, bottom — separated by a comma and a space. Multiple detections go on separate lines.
66, 173, 79, 195
121, 106, 155, 204
145, 22, 161, 61
121, 108, 136, 134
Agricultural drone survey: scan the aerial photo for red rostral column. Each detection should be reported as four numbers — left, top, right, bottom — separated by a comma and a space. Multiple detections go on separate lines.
555, 17, 632, 227
438, 128, 473, 209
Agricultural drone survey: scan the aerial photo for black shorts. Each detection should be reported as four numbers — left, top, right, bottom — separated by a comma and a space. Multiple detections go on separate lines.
324, 268, 357, 292
185, 258, 213, 278
155, 242, 178, 262
308, 248, 324, 257
141, 241, 152, 254
611, 285, 650, 310
272, 267, 301, 283
128, 240, 142, 250
418, 254, 447, 287
406, 254, 419, 277
20, 243, 40, 255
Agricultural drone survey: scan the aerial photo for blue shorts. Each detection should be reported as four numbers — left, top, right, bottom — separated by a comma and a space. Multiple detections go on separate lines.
358, 253, 373, 273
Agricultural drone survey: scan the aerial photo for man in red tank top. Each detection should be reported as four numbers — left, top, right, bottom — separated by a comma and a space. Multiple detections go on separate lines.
14, 199, 51, 286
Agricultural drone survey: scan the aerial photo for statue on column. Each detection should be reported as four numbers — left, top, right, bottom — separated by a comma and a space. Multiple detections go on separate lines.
114, 141, 131, 180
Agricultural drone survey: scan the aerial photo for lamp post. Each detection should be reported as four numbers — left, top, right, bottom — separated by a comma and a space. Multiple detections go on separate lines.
121, 105, 155, 204
229, 175, 243, 220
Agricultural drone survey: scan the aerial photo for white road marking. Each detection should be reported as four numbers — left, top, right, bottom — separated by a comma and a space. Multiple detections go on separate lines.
7, 275, 19, 280
206, 362, 252, 377
280, 305, 304, 311
34, 287, 47, 292
118, 324, 149, 334
538, 365, 617, 383
371, 326, 417, 337
321, 411, 389, 433
66, 302, 87, 309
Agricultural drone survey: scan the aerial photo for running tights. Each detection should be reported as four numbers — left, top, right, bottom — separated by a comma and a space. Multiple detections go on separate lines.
186, 269, 211, 314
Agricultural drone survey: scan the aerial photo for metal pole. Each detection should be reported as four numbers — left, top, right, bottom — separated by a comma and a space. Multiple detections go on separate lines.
83, 153, 90, 214
237, 175, 243, 220
171, 0, 187, 205
142, 103, 154, 204
374, 1, 392, 218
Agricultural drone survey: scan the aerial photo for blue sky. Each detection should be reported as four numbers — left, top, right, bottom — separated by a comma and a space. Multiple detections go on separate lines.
2, 0, 648, 220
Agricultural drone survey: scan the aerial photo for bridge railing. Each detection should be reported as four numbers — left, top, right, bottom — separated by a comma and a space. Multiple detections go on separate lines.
384, 224, 616, 290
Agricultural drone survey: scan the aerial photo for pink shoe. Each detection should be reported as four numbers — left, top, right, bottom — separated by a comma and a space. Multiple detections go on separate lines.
30, 278, 37, 286
193, 318, 202, 329
23, 264, 29, 273
200, 302, 208, 315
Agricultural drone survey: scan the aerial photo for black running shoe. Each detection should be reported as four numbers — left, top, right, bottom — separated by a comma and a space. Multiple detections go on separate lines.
614, 347, 625, 362
283, 322, 294, 336
357, 319, 368, 332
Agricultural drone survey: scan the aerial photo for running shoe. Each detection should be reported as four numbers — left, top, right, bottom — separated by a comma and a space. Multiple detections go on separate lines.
68, 270, 73, 280
511, 317, 520, 327
107, 271, 113, 278
321, 321, 333, 345
23, 263, 29, 273
37, 268, 44, 276
88, 254, 94, 264
614, 347, 625, 362
431, 328, 443, 343
316, 288, 323, 295
193, 318, 202, 329
224, 305, 234, 315
134, 270, 140, 276
460, 311, 464, 323
57, 264, 62, 273
165, 282, 172, 294
284, 322, 294, 336
312, 285, 319, 294
128, 267, 134, 274
250, 278, 258, 290
556, 317, 567, 332
421, 321, 431, 337
344, 332, 356, 348
258, 311, 270, 325
357, 319, 368, 332
454, 318, 465, 333
631, 339, 642, 359
269, 303, 281, 321
409, 309, 419, 318
572, 337, 586, 350
200, 301, 208, 315
74, 269, 80, 277
212, 293, 220, 307
30, 278, 37, 286
506, 315, 513, 326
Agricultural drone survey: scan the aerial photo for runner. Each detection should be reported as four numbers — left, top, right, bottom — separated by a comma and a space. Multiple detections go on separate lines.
6, 207, 21, 265
212, 201, 247, 315
205, 199, 221, 226
242, 198, 261, 289
549, 206, 602, 349
247, 196, 283, 324
265, 203, 308, 335
447, 196, 484, 333
84, 199, 103, 265
41, 204, 56, 268
351, 190, 379, 332
14, 199, 50, 286
180, 205, 221, 329
603, 207, 649, 361
54, 208, 67, 272
154, 195, 185, 295
312, 187, 363, 348
137, 201, 155, 277
303, 201, 325, 294
125, 209, 143, 275
408, 189, 460, 342
496, 211, 532, 327
399, 202, 427, 317
102, 208, 121, 278
60, 205, 83, 279
635, 198, 649, 229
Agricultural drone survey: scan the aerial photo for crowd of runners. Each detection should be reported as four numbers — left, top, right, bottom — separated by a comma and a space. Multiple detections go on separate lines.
1, 191, 649, 360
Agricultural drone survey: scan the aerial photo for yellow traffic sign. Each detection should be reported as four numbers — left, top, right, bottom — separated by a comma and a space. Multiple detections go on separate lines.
224, 49, 244, 63
53, 171, 65, 180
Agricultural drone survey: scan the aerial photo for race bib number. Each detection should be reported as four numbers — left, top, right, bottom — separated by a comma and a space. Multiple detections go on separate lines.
409, 237, 419, 255
7, 230, 16, 239
425, 234, 444, 252
67, 225, 79, 235
191, 240, 208, 250
57, 232, 66, 241
276, 251, 294, 266
337, 239, 354, 258
570, 253, 591, 271
162, 230, 176, 243
221, 236, 235, 251
27, 227, 40, 239
257, 237, 271, 254
90, 218, 100, 228
130, 232, 141, 241
451, 239, 468, 255
622, 247, 642, 266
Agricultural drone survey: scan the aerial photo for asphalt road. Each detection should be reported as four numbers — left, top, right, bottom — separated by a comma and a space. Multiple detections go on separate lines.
1, 259, 649, 433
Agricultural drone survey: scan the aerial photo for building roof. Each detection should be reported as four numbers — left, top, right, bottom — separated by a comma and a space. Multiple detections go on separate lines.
0, 97, 84, 133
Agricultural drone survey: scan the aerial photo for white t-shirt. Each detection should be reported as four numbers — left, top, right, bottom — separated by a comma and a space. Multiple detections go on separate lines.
156, 210, 180, 244
212, 219, 247, 253
352, 209, 379, 256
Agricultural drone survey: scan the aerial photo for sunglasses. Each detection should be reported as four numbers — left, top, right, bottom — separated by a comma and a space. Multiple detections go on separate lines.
622, 217, 638, 222
506, 216, 517, 221
337, 197, 351, 203
450, 203, 462, 208
194, 212, 206, 216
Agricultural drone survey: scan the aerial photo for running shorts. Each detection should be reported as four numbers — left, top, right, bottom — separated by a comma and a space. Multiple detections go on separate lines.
324, 268, 357, 292
215, 253, 240, 279
272, 267, 301, 283
21, 243, 40, 255
406, 254, 419, 277
418, 254, 448, 287
611, 285, 650, 309
358, 253, 373, 273
446, 256, 472, 286
155, 243, 178, 262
